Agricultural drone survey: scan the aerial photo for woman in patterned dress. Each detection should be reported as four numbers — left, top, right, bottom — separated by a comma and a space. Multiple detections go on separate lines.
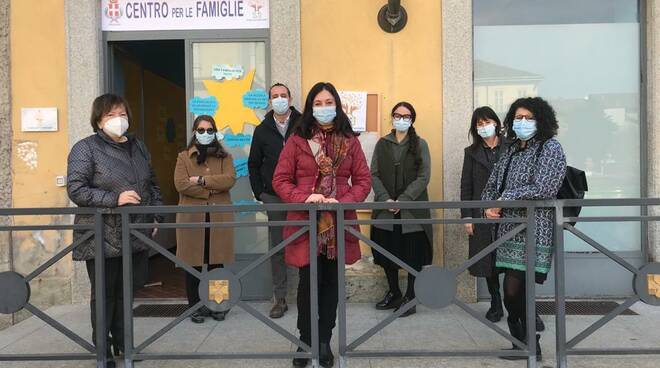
482, 97, 567, 361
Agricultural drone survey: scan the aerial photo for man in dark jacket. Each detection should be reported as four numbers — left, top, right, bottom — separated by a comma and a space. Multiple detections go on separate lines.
248, 83, 301, 318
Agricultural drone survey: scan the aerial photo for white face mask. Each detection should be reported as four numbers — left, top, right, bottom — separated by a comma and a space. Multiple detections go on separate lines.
477, 124, 496, 139
392, 118, 412, 132
271, 97, 290, 115
102, 116, 129, 138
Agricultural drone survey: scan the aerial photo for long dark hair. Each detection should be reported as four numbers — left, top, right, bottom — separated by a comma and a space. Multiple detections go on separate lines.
187, 115, 228, 162
469, 106, 502, 147
293, 82, 357, 139
503, 97, 558, 142
391, 101, 422, 167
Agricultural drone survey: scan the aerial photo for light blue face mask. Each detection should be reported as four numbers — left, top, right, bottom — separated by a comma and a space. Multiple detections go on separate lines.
271, 97, 290, 115
313, 106, 337, 125
477, 124, 496, 139
512, 118, 537, 141
393, 118, 412, 132
195, 131, 216, 145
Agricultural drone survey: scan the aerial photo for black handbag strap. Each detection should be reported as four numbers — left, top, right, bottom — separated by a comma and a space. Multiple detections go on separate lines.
497, 148, 515, 197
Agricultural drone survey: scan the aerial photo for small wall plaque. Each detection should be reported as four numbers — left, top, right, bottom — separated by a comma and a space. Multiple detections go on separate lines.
21, 108, 58, 132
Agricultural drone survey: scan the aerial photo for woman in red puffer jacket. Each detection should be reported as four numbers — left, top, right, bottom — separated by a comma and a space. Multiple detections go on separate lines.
273, 82, 371, 368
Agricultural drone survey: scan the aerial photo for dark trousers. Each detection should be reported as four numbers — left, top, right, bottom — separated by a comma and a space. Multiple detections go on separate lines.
185, 264, 221, 307
261, 193, 288, 300
297, 256, 338, 344
86, 257, 124, 352
184, 213, 222, 308
503, 270, 527, 325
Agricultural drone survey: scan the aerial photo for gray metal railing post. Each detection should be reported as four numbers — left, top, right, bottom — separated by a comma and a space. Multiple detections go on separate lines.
309, 208, 320, 368
525, 206, 538, 367
336, 205, 347, 367
121, 211, 135, 368
94, 210, 107, 368
554, 203, 568, 368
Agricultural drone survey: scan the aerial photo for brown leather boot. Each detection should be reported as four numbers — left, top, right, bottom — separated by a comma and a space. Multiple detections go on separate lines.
269, 298, 288, 319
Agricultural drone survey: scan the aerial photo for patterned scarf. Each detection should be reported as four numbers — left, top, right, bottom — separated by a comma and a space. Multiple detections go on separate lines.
310, 125, 350, 259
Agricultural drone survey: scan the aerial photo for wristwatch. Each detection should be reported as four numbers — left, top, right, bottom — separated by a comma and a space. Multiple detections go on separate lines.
197, 176, 204, 186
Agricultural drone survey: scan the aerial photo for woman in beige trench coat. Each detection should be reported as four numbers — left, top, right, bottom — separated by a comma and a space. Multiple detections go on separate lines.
174, 115, 236, 324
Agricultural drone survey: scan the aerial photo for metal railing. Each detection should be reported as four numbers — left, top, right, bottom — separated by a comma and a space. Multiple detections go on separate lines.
553, 198, 660, 368
0, 207, 104, 363
0, 198, 658, 368
117, 203, 321, 367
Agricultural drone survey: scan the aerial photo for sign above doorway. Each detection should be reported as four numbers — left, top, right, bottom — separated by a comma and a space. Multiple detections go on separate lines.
101, 0, 269, 31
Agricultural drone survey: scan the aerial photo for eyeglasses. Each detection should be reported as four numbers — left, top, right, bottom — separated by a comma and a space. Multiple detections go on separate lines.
392, 113, 412, 122
196, 128, 216, 134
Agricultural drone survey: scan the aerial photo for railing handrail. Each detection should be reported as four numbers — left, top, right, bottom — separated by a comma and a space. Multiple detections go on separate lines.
1, 197, 658, 215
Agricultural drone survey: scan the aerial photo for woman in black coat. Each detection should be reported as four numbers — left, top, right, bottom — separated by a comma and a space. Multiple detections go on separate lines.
67, 94, 162, 367
460, 106, 506, 322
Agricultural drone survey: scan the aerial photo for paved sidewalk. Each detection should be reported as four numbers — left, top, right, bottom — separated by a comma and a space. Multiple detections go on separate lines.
1, 301, 659, 367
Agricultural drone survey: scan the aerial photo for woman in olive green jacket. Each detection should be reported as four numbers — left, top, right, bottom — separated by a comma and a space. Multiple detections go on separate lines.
370, 101, 432, 318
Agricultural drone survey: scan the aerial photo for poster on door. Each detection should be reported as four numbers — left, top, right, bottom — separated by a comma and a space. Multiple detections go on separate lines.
102, 0, 269, 31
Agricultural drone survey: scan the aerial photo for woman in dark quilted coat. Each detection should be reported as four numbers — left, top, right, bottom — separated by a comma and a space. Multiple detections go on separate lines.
273, 82, 371, 368
460, 106, 506, 323
67, 94, 162, 367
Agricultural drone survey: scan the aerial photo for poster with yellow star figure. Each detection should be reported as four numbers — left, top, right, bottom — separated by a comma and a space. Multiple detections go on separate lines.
202, 69, 262, 134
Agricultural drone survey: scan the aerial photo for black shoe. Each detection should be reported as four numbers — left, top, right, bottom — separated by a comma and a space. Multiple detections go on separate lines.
536, 313, 545, 332
395, 297, 416, 318
500, 334, 542, 361
111, 344, 143, 363
105, 347, 116, 368
292, 346, 309, 367
319, 342, 334, 368
536, 334, 543, 361
191, 311, 206, 324
500, 319, 524, 360
375, 291, 403, 310
270, 298, 288, 319
485, 292, 504, 322
211, 311, 226, 321
501, 320, 542, 361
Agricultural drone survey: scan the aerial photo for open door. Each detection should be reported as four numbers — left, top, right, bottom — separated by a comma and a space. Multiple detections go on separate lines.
187, 40, 272, 300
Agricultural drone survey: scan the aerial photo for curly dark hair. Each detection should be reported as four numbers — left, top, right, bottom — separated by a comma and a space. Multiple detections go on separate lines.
503, 97, 558, 141
390, 101, 422, 167
469, 106, 502, 147
293, 82, 357, 139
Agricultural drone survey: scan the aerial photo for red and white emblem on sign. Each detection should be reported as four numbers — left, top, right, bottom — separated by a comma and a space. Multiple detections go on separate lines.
105, 0, 122, 24
249, 0, 265, 19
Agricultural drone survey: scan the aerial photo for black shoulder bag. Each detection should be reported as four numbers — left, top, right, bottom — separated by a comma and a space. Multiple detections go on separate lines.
534, 141, 588, 226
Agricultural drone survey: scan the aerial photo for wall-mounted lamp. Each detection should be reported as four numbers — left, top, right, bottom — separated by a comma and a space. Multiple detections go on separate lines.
378, 0, 407, 33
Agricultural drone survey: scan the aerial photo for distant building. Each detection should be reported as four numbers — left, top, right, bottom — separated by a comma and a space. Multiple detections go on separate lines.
473, 60, 542, 114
